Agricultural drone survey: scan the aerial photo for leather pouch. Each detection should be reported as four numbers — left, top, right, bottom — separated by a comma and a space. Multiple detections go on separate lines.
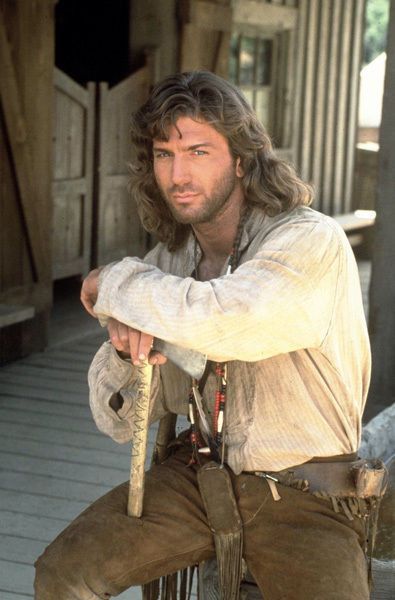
197, 461, 243, 600
351, 458, 389, 498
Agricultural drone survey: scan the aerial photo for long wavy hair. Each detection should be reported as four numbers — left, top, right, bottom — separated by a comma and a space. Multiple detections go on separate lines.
129, 71, 313, 251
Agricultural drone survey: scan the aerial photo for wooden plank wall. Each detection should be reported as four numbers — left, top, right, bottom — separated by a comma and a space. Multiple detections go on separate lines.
0, 0, 54, 362
52, 69, 95, 280
179, 0, 233, 77
129, 0, 178, 80
293, 0, 365, 215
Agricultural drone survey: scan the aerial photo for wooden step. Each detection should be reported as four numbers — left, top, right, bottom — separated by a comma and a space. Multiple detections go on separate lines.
0, 303, 35, 328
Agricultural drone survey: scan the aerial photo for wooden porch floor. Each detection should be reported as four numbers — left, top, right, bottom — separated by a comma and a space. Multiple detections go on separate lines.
0, 331, 149, 599
0, 262, 372, 598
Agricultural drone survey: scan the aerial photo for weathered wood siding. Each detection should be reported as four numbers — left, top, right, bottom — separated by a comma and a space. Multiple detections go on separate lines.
0, 0, 54, 362
52, 69, 95, 280
293, 0, 365, 215
129, 0, 178, 80
179, 0, 233, 77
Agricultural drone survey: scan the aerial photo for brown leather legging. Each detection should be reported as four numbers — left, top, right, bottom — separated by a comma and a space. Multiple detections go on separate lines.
34, 445, 369, 599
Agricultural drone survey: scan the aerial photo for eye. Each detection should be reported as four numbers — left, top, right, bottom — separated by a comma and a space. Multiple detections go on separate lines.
193, 150, 207, 156
153, 150, 171, 159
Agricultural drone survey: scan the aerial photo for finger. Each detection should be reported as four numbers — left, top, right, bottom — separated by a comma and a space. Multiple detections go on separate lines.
138, 332, 154, 362
80, 290, 97, 317
117, 322, 131, 353
148, 351, 167, 366
128, 328, 142, 365
108, 325, 124, 352
108, 319, 129, 353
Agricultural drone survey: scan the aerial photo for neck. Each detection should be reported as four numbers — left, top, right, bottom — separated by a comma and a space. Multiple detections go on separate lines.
192, 198, 246, 263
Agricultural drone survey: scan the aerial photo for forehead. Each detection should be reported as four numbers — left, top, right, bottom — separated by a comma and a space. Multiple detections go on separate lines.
152, 116, 228, 148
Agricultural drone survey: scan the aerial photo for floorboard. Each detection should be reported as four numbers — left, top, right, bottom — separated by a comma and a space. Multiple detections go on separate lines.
0, 395, 91, 415
0, 489, 89, 521
0, 371, 88, 393
0, 470, 112, 502
0, 325, 160, 598
0, 436, 131, 469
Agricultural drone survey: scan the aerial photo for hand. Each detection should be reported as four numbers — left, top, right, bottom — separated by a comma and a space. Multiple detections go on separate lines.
81, 268, 103, 317
107, 318, 167, 366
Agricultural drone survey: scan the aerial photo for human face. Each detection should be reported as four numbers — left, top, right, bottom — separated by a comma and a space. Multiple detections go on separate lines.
152, 116, 244, 225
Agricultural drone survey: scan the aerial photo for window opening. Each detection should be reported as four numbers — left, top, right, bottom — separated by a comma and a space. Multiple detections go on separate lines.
229, 33, 273, 131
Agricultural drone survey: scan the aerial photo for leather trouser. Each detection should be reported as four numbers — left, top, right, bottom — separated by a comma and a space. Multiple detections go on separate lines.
34, 445, 369, 600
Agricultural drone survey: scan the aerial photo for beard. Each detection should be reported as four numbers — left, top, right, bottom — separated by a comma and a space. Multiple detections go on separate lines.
159, 164, 239, 225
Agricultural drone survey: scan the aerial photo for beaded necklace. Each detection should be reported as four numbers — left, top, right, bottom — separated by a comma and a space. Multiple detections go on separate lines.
189, 208, 249, 466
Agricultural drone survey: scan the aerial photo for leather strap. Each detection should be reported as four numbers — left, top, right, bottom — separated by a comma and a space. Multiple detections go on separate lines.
253, 457, 388, 499
307, 452, 358, 463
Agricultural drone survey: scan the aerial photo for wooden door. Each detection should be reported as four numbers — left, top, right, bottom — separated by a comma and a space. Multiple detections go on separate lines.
52, 68, 95, 280
95, 66, 151, 265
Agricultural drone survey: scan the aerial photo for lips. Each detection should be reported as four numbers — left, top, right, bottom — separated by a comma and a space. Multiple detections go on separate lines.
172, 192, 199, 203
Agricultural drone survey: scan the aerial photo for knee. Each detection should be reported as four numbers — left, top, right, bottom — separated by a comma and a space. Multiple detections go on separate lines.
34, 550, 61, 598
34, 546, 86, 599
34, 541, 112, 600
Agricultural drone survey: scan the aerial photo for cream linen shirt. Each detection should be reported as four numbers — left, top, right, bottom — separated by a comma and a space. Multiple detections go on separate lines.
89, 206, 371, 474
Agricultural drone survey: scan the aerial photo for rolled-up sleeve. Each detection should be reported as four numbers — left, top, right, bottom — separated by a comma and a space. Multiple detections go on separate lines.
93, 220, 342, 362
88, 341, 164, 442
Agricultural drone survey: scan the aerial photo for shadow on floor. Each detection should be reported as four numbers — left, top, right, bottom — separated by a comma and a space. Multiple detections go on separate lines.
49, 276, 104, 348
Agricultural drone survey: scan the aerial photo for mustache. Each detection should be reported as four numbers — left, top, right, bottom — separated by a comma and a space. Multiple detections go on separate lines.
168, 185, 199, 194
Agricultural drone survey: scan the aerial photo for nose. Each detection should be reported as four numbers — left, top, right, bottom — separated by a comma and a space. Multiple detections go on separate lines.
171, 155, 191, 187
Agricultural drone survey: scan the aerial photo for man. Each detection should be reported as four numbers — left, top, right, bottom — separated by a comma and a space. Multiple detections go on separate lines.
35, 71, 374, 599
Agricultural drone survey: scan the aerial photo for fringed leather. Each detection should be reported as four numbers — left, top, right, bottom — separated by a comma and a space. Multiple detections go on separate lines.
312, 491, 383, 589
365, 496, 382, 589
142, 566, 196, 600
142, 577, 160, 600
197, 462, 244, 600
312, 491, 372, 520
214, 530, 243, 600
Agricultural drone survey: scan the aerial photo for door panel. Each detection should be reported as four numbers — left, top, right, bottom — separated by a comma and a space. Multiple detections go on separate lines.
52, 68, 95, 280
96, 66, 151, 265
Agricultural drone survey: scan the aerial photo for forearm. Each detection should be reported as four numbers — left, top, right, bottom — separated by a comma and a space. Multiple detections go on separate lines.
93, 264, 330, 363
93, 221, 342, 362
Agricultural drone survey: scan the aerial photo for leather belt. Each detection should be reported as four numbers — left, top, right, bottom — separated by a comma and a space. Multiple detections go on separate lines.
251, 456, 388, 499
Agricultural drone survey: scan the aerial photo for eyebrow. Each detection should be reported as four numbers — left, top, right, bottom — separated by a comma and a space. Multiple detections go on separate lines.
152, 142, 214, 151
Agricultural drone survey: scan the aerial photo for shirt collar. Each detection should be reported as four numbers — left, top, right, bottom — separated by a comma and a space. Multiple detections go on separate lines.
183, 207, 267, 275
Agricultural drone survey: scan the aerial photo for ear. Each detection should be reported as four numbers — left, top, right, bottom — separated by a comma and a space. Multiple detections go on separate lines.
235, 157, 244, 178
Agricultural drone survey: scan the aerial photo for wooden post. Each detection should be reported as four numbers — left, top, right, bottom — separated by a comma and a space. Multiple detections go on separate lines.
367, 1, 395, 419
